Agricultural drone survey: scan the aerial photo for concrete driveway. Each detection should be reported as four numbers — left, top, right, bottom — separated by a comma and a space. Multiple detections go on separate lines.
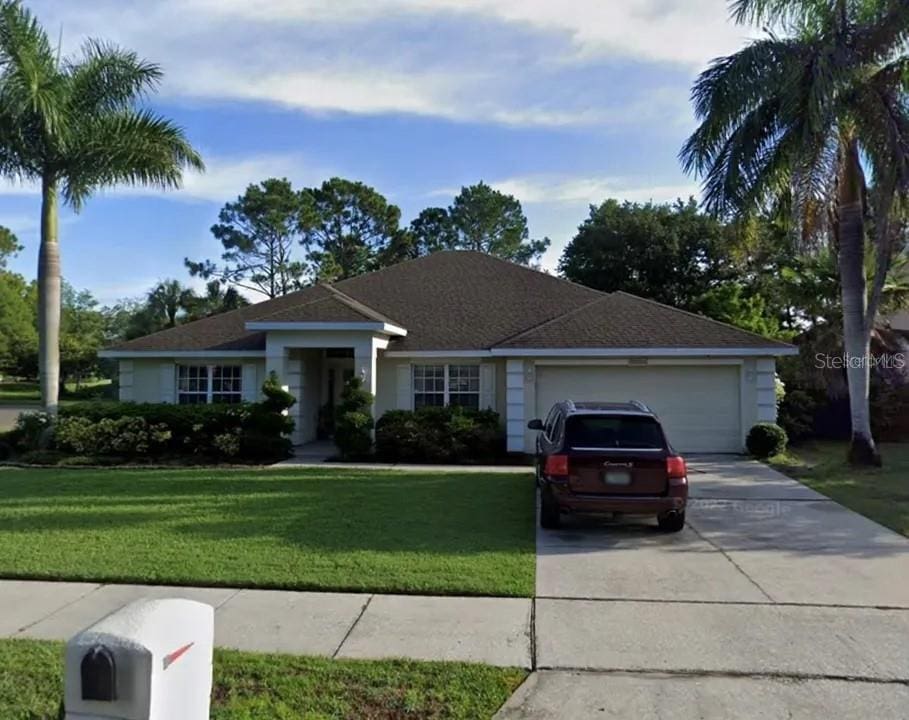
498, 457, 909, 719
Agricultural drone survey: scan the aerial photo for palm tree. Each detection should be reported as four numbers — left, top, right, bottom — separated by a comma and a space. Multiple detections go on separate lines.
0, 1, 203, 413
148, 280, 196, 328
681, 0, 909, 465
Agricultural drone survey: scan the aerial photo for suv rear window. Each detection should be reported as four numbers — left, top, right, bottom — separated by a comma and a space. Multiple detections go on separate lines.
566, 415, 665, 449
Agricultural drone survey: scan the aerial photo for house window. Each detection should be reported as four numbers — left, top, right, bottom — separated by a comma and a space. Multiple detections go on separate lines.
413, 364, 480, 410
177, 365, 242, 404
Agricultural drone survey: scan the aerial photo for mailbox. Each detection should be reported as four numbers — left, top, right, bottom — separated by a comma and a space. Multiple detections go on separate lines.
64, 598, 214, 720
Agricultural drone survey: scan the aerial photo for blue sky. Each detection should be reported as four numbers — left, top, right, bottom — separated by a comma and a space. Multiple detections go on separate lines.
1, 0, 758, 304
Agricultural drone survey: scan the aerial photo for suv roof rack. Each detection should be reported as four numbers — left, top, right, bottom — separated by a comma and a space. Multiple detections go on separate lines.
628, 400, 651, 413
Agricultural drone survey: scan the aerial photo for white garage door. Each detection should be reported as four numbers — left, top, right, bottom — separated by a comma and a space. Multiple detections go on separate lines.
535, 364, 742, 453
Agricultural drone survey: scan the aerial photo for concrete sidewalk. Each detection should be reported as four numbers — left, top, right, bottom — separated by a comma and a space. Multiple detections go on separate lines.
0, 580, 532, 668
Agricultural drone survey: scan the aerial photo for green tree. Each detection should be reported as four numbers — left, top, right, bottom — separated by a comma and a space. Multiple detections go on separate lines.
692, 283, 784, 338
447, 182, 549, 264
60, 283, 105, 387
0, 2, 203, 413
559, 199, 734, 309
147, 279, 195, 328
0, 226, 21, 268
680, 0, 909, 465
0, 270, 37, 376
186, 178, 307, 299
301, 177, 403, 281
184, 280, 249, 321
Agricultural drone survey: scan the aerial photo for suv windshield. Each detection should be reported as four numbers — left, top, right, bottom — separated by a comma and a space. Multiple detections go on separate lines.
566, 414, 665, 449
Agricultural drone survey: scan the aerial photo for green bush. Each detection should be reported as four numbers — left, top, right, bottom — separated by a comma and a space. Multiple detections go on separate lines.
778, 388, 818, 441
8, 411, 54, 452
376, 406, 504, 463
55, 416, 171, 457
746, 422, 788, 459
55, 374, 296, 462
334, 376, 374, 459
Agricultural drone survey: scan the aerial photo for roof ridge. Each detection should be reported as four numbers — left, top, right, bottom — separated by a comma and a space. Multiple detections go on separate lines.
491, 296, 612, 348
454, 250, 608, 298
612, 291, 793, 348
323, 284, 403, 326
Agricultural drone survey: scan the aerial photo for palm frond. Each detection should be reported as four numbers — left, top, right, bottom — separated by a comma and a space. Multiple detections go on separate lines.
729, 0, 839, 30
680, 37, 799, 177
0, 0, 67, 139
62, 109, 204, 209
852, 0, 909, 65
65, 39, 162, 115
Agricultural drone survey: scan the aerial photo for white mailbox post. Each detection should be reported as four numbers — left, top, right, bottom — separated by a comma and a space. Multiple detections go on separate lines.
64, 598, 214, 720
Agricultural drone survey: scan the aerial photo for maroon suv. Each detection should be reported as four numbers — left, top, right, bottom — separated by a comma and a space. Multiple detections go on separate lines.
528, 400, 688, 531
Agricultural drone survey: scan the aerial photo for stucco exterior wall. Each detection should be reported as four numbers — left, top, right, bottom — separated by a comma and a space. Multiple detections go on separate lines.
119, 358, 267, 404
374, 356, 506, 424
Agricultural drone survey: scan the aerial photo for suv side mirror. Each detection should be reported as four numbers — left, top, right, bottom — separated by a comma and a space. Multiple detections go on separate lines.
527, 419, 544, 431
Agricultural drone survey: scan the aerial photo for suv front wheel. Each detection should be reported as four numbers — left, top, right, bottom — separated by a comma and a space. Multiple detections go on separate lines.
540, 488, 561, 529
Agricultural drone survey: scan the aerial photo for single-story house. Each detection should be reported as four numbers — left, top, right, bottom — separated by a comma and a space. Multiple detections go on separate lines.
100, 251, 796, 453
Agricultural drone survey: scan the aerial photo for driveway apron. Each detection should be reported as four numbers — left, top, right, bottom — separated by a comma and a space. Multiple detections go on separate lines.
499, 457, 909, 719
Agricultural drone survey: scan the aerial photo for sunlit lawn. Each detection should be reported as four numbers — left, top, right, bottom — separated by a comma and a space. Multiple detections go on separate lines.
0, 638, 527, 720
0, 466, 536, 596
770, 441, 909, 537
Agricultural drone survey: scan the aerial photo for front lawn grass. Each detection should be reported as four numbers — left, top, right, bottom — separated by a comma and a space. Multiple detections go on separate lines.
0, 379, 112, 406
0, 638, 526, 719
769, 441, 909, 537
0, 467, 535, 597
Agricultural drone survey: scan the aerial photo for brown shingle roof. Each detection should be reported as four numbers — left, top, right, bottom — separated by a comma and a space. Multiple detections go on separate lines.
107, 251, 792, 353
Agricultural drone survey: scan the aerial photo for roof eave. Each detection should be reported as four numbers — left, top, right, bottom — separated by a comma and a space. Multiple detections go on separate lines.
244, 321, 408, 336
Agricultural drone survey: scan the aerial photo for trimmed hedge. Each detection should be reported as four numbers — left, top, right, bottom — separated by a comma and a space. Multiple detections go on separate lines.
51, 373, 296, 462
376, 406, 504, 463
746, 422, 788, 459
334, 376, 374, 460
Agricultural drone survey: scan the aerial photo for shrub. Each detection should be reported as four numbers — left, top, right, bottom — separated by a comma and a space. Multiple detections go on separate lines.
239, 372, 295, 461
17, 449, 65, 466
376, 406, 504, 463
55, 416, 171, 457
778, 388, 819, 441
54, 374, 297, 462
746, 422, 788, 459
334, 376, 374, 459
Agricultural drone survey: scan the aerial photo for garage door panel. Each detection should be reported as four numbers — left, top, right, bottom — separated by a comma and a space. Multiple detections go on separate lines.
535, 365, 741, 453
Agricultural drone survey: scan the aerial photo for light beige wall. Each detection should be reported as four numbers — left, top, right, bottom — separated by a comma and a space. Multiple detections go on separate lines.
120, 359, 267, 404
374, 356, 507, 424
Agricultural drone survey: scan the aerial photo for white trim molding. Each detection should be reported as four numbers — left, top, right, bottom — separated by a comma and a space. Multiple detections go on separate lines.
384, 350, 492, 358
489, 347, 797, 358
244, 321, 407, 336
99, 350, 266, 359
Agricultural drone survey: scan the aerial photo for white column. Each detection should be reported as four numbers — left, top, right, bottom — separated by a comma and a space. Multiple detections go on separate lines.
755, 358, 778, 423
287, 354, 304, 445
505, 358, 526, 453
354, 337, 380, 425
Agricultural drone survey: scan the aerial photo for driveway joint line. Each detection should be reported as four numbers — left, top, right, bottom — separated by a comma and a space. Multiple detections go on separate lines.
331, 594, 373, 659
687, 521, 776, 602
213, 588, 243, 610
531, 666, 909, 685
533, 595, 909, 611
12, 582, 103, 635
529, 597, 537, 670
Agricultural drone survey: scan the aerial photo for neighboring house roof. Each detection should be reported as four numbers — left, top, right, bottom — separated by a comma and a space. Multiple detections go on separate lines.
106, 251, 793, 354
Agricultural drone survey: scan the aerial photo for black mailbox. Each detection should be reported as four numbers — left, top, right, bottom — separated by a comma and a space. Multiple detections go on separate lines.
81, 645, 117, 701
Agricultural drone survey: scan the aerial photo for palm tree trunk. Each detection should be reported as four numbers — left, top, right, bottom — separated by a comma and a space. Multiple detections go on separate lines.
38, 175, 61, 415
837, 139, 880, 466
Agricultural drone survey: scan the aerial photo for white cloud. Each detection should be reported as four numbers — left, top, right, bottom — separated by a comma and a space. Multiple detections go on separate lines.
27, 0, 752, 128
175, 0, 754, 68
490, 174, 701, 206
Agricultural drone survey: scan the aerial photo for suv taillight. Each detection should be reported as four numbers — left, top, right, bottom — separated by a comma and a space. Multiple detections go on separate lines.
544, 454, 569, 477
666, 455, 687, 483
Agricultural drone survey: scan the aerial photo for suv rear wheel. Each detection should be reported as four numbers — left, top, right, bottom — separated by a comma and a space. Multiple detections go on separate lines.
657, 511, 685, 533
540, 489, 561, 529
